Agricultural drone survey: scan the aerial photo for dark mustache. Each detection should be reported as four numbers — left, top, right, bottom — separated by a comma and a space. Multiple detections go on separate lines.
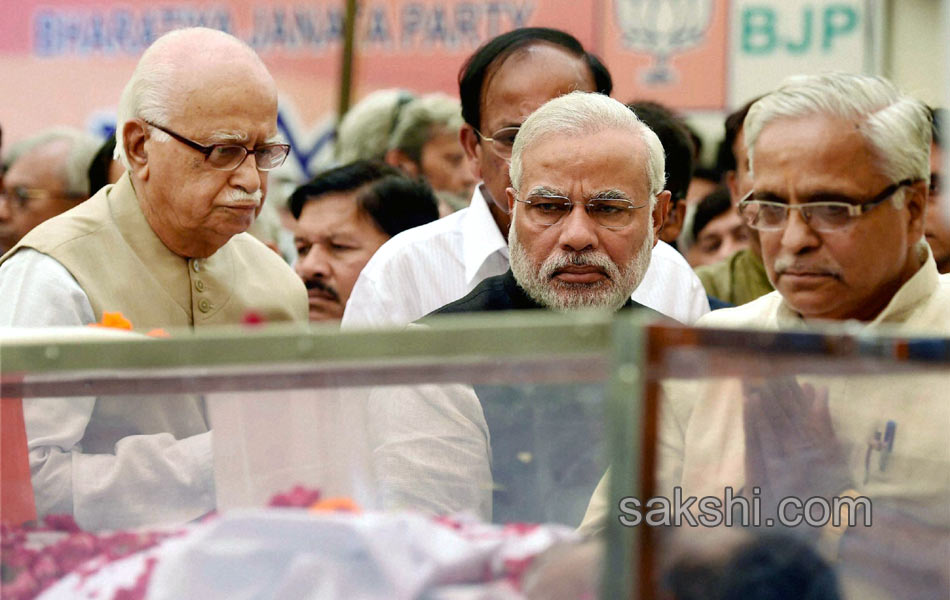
305, 278, 340, 302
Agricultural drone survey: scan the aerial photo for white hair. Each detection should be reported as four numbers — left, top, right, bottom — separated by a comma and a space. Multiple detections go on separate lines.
5, 127, 101, 197
745, 73, 932, 193
509, 91, 666, 205
335, 89, 416, 164
114, 27, 267, 169
387, 93, 464, 162
509, 201, 654, 311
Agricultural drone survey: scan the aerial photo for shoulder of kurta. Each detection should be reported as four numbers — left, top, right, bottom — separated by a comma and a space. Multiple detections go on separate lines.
695, 290, 783, 329
3, 191, 111, 263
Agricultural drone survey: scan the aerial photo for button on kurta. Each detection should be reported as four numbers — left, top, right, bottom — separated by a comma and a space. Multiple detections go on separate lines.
191, 259, 201, 273
195, 280, 205, 292
198, 299, 212, 313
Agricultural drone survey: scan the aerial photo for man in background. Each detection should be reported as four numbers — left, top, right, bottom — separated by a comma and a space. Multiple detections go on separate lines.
290, 160, 439, 321
684, 186, 750, 268
694, 99, 774, 305
925, 107, 949, 273
385, 93, 478, 215
627, 100, 694, 248
1, 128, 100, 250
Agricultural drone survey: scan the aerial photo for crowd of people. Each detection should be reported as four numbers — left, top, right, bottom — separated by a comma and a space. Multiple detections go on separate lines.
1, 24, 948, 599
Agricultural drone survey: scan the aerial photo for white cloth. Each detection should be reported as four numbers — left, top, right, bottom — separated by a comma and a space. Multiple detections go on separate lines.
39, 511, 579, 600
342, 186, 710, 328
0, 249, 95, 326
366, 383, 493, 520
0, 249, 213, 531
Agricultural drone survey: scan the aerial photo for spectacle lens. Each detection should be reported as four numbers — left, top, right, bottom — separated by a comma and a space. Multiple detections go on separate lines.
476, 126, 520, 160
521, 195, 641, 228
206, 144, 289, 171
738, 179, 915, 232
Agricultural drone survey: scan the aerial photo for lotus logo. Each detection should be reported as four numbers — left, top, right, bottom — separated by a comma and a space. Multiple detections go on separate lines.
615, 0, 715, 84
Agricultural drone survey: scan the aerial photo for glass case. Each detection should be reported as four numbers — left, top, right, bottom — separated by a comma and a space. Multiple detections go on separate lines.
2, 314, 948, 599
605, 320, 950, 600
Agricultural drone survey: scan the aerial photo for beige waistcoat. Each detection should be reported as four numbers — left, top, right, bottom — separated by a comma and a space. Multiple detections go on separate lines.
2, 173, 307, 330
1, 174, 308, 444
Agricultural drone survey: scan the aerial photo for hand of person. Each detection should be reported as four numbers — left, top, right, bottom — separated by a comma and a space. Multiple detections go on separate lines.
742, 377, 852, 514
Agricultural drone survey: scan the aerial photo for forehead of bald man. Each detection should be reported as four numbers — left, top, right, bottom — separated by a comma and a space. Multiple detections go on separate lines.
6, 138, 74, 189
142, 28, 276, 96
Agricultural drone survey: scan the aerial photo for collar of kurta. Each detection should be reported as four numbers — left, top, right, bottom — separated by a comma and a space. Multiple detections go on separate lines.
461, 184, 509, 287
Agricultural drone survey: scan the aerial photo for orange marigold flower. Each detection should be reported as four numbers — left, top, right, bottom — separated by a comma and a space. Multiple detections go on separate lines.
308, 497, 360, 514
88, 312, 133, 330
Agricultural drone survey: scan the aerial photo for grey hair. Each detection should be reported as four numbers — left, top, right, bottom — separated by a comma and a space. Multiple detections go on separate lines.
5, 127, 101, 197
745, 73, 932, 189
387, 93, 464, 163
509, 91, 666, 205
115, 27, 266, 169
335, 89, 416, 164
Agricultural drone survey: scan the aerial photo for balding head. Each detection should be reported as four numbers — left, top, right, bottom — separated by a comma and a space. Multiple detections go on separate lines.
116, 27, 285, 258
1, 127, 100, 246
116, 27, 276, 169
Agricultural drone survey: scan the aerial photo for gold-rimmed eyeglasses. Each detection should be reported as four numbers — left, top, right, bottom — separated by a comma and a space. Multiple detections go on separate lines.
473, 126, 520, 161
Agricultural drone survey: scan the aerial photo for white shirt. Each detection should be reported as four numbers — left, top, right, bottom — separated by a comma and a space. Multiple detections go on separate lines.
342, 186, 710, 328
0, 249, 214, 531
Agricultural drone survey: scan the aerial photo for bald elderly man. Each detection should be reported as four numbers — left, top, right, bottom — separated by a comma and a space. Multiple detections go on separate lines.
0, 28, 306, 529
0, 128, 100, 253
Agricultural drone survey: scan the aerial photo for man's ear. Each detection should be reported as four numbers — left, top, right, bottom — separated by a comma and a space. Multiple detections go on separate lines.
506, 187, 518, 215
384, 148, 420, 177
122, 120, 150, 181
652, 190, 672, 247
725, 170, 739, 202
905, 179, 928, 242
659, 200, 686, 243
459, 124, 483, 182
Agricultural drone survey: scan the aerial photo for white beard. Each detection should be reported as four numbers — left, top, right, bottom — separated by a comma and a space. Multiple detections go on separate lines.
509, 215, 653, 312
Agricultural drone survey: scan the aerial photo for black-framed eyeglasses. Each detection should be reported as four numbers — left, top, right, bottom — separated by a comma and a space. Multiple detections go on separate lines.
144, 121, 290, 171
473, 126, 519, 161
737, 179, 918, 232
515, 193, 648, 229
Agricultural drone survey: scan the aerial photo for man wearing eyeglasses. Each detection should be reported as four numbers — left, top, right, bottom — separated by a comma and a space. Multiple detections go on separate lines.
342, 27, 708, 330
433, 91, 667, 315
0, 28, 306, 530
367, 92, 668, 524
580, 73, 950, 597
0, 128, 100, 253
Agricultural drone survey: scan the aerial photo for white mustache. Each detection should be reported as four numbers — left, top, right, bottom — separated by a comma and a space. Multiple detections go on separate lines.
540, 250, 618, 281
225, 189, 263, 206
773, 256, 841, 278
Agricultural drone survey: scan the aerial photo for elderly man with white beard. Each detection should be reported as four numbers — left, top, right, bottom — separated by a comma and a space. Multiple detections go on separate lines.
367, 92, 670, 524
429, 91, 668, 316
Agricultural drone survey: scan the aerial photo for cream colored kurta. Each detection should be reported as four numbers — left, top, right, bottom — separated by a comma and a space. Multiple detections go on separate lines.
0, 174, 307, 530
580, 251, 950, 545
